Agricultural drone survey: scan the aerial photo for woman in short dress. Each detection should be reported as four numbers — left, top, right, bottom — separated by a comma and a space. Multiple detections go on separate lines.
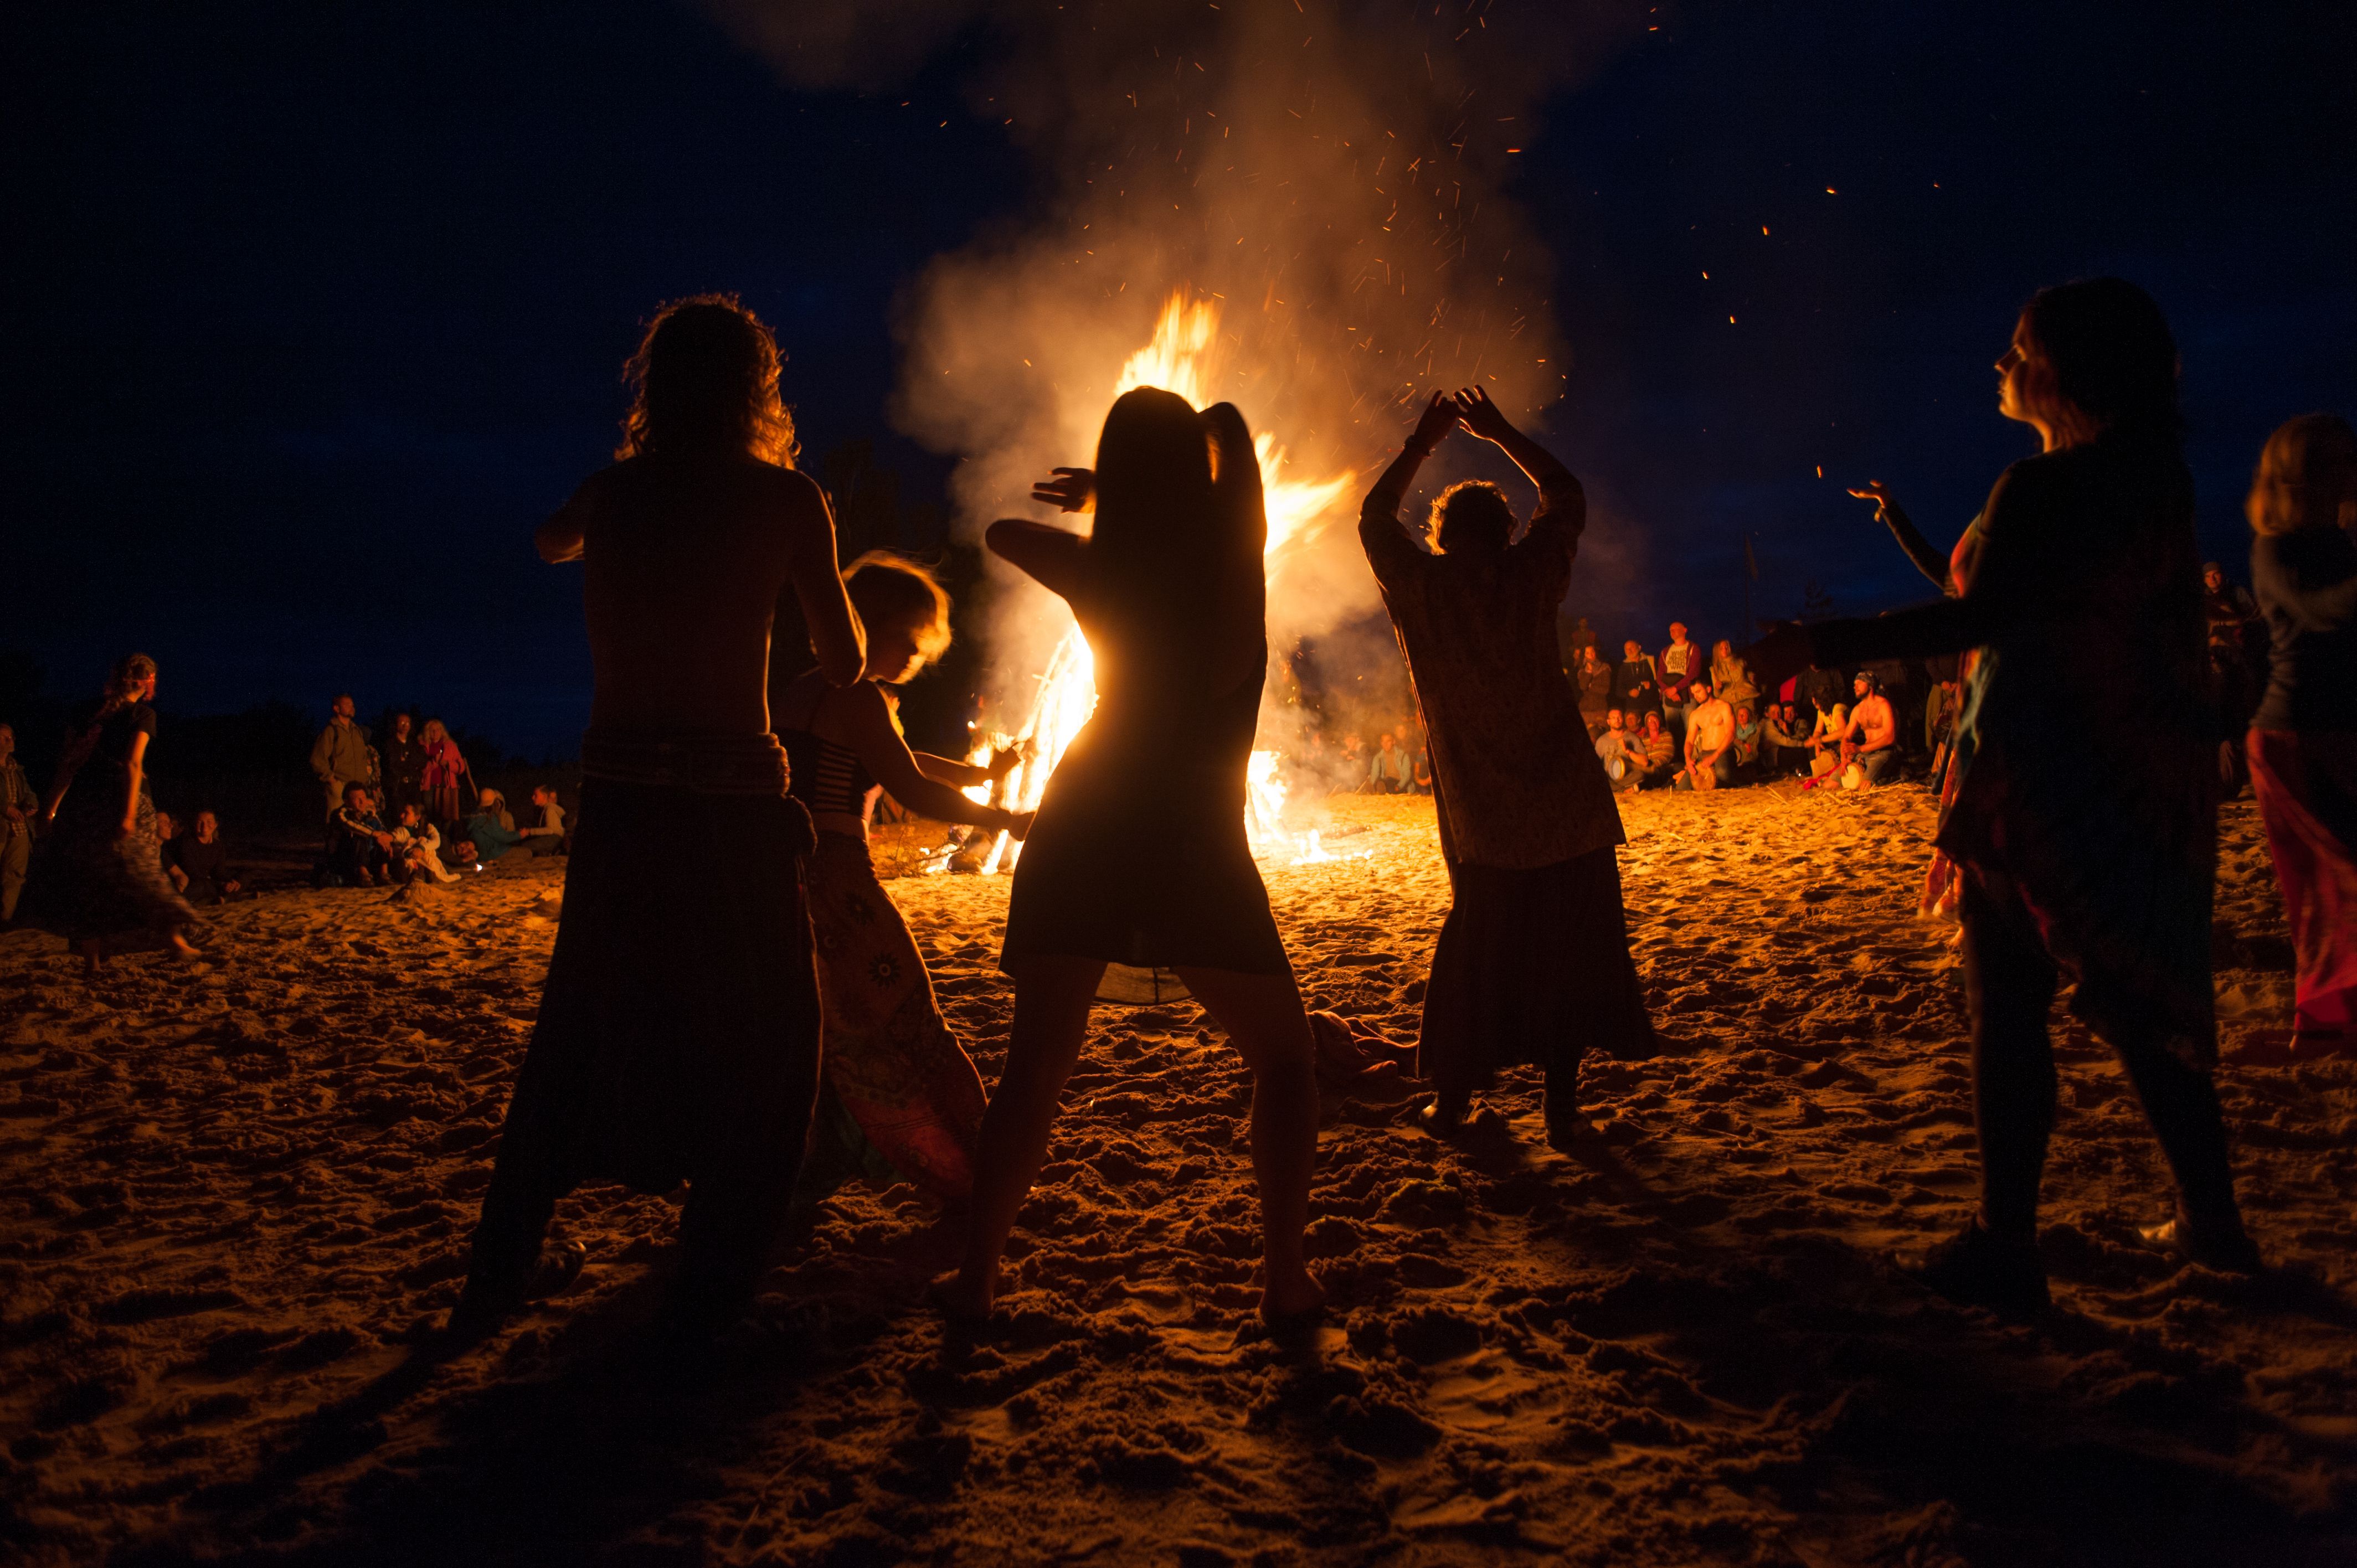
773, 551, 1031, 1205
28, 653, 199, 969
935, 388, 1324, 1325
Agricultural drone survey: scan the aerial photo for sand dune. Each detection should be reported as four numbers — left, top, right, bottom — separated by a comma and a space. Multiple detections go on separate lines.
2, 790, 2351, 1565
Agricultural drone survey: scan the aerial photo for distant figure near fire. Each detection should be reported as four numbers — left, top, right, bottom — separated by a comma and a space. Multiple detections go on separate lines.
936, 387, 1324, 1328
454, 295, 866, 1339
1360, 388, 1654, 1148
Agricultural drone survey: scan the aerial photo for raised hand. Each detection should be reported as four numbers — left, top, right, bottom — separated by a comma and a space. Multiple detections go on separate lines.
1451, 385, 1517, 445
1846, 479, 1896, 516
1030, 467, 1095, 514
1408, 389, 1461, 453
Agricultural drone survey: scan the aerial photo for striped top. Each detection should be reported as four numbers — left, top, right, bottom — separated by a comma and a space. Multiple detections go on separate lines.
779, 728, 879, 823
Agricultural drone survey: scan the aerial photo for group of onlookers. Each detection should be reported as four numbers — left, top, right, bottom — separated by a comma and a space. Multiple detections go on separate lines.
308, 695, 567, 886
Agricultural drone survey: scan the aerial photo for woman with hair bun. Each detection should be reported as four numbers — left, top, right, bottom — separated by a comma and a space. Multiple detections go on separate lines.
1750, 278, 2258, 1311
774, 550, 1032, 1206
2243, 412, 2357, 1057
25, 653, 199, 969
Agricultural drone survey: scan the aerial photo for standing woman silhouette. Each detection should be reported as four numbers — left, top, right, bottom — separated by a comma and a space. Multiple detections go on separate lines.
936, 388, 1324, 1325
1749, 278, 2258, 1313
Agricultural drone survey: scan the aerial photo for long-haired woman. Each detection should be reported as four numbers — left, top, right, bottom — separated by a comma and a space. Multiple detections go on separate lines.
774, 550, 1031, 1205
27, 654, 199, 969
2243, 413, 2357, 1056
934, 388, 1324, 1325
1750, 278, 2258, 1312
418, 719, 469, 828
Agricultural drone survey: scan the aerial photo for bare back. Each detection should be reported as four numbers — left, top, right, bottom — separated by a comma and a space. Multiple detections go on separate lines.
544, 453, 855, 735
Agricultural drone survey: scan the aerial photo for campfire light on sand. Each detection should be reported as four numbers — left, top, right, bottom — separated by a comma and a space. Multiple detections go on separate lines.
933, 291, 1366, 873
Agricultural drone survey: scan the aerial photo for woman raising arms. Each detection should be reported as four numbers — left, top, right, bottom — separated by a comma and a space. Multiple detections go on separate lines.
773, 551, 1031, 1205
935, 388, 1324, 1326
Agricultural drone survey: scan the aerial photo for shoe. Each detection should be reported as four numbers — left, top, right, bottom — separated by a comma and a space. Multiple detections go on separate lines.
1908, 1221, 2050, 1317
2137, 1215, 2262, 1275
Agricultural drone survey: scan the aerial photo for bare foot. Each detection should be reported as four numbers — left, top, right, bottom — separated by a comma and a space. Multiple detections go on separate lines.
928, 1265, 1000, 1322
169, 933, 200, 961
1259, 1267, 1325, 1326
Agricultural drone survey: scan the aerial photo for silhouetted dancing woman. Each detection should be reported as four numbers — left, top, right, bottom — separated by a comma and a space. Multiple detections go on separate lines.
935, 388, 1324, 1325
1751, 278, 2258, 1314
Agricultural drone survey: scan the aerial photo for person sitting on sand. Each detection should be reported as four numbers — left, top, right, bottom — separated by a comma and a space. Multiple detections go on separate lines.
1764, 702, 1812, 778
1732, 703, 1763, 775
938, 385, 1325, 1327
327, 782, 394, 886
1806, 702, 1850, 781
1593, 708, 1642, 791
1749, 277, 2260, 1311
462, 788, 529, 861
1634, 710, 1677, 790
1838, 670, 1900, 786
167, 809, 243, 904
1357, 386, 1654, 1147
516, 784, 567, 858
775, 551, 1032, 1208
24, 654, 202, 969
1364, 731, 1412, 794
1676, 677, 1738, 791
457, 293, 867, 1340
389, 802, 460, 884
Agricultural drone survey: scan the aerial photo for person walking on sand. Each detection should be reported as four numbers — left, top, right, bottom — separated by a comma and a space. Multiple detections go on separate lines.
775, 551, 1033, 1206
454, 294, 866, 1339
1748, 278, 2260, 1312
934, 388, 1324, 1327
2242, 412, 2357, 1058
24, 654, 200, 969
1360, 388, 1654, 1148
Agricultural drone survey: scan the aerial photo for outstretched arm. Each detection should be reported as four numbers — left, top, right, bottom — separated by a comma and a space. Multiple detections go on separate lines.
1849, 480, 1952, 591
836, 685, 1029, 837
1453, 386, 1575, 494
987, 518, 1089, 604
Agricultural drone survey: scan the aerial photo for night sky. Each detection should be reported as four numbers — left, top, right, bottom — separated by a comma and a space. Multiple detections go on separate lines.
9, 1, 2351, 758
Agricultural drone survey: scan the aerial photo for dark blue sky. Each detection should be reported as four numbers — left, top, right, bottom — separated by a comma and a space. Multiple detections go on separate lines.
8, 1, 2350, 755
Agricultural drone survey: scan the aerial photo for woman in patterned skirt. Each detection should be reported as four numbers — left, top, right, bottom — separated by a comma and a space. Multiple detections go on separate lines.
774, 553, 1032, 1205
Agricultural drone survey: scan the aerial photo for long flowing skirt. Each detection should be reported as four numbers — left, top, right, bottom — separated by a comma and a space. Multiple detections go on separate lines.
1418, 844, 1654, 1102
23, 773, 197, 946
2248, 729, 2357, 1044
804, 832, 986, 1204
469, 776, 822, 1307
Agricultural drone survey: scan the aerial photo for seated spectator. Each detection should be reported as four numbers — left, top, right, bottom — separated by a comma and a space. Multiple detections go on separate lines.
1675, 677, 1738, 791
1806, 702, 1850, 780
390, 802, 461, 884
1732, 704, 1763, 776
1795, 665, 1846, 725
1593, 708, 1643, 792
1574, 644, 1615, 737
153, 810, 180, 860
1363, 732, 1412, 794
1614, 640, 1662, 723
1335, 732, 1366, 793
1839, 670, 1901, 786
1710, 639, 1759, 711
167, 809, 243, 904
464, 788, 530, 861
1633, 711, 1678, 790
517, 783, 568, 857
1411, 742, 1433, 795
1764, 702, 1813, 777
327, 783, 394, 886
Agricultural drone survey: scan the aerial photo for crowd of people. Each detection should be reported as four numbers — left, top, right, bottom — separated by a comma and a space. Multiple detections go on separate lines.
7, 282, 2351, 1347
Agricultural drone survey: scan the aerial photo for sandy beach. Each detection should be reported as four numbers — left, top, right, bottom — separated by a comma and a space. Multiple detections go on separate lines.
3, 787, 2352, 1565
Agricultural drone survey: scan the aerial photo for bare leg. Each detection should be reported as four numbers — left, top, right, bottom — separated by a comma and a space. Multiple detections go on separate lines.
1172, 965, 1325, 1322
934, 955, 1103, 1317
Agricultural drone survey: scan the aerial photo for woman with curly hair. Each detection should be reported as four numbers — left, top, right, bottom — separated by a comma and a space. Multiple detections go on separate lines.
27, 653, 199, 969
457, 295, 866, 1338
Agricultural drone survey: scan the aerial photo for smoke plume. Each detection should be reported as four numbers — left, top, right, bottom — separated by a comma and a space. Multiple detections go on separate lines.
707, 0, 1654, 723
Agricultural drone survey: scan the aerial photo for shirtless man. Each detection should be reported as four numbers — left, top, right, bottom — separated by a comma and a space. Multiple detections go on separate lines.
1678, 677, 1738, 790
1841, 670, 1900, 786
457, 295, 864, 1339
